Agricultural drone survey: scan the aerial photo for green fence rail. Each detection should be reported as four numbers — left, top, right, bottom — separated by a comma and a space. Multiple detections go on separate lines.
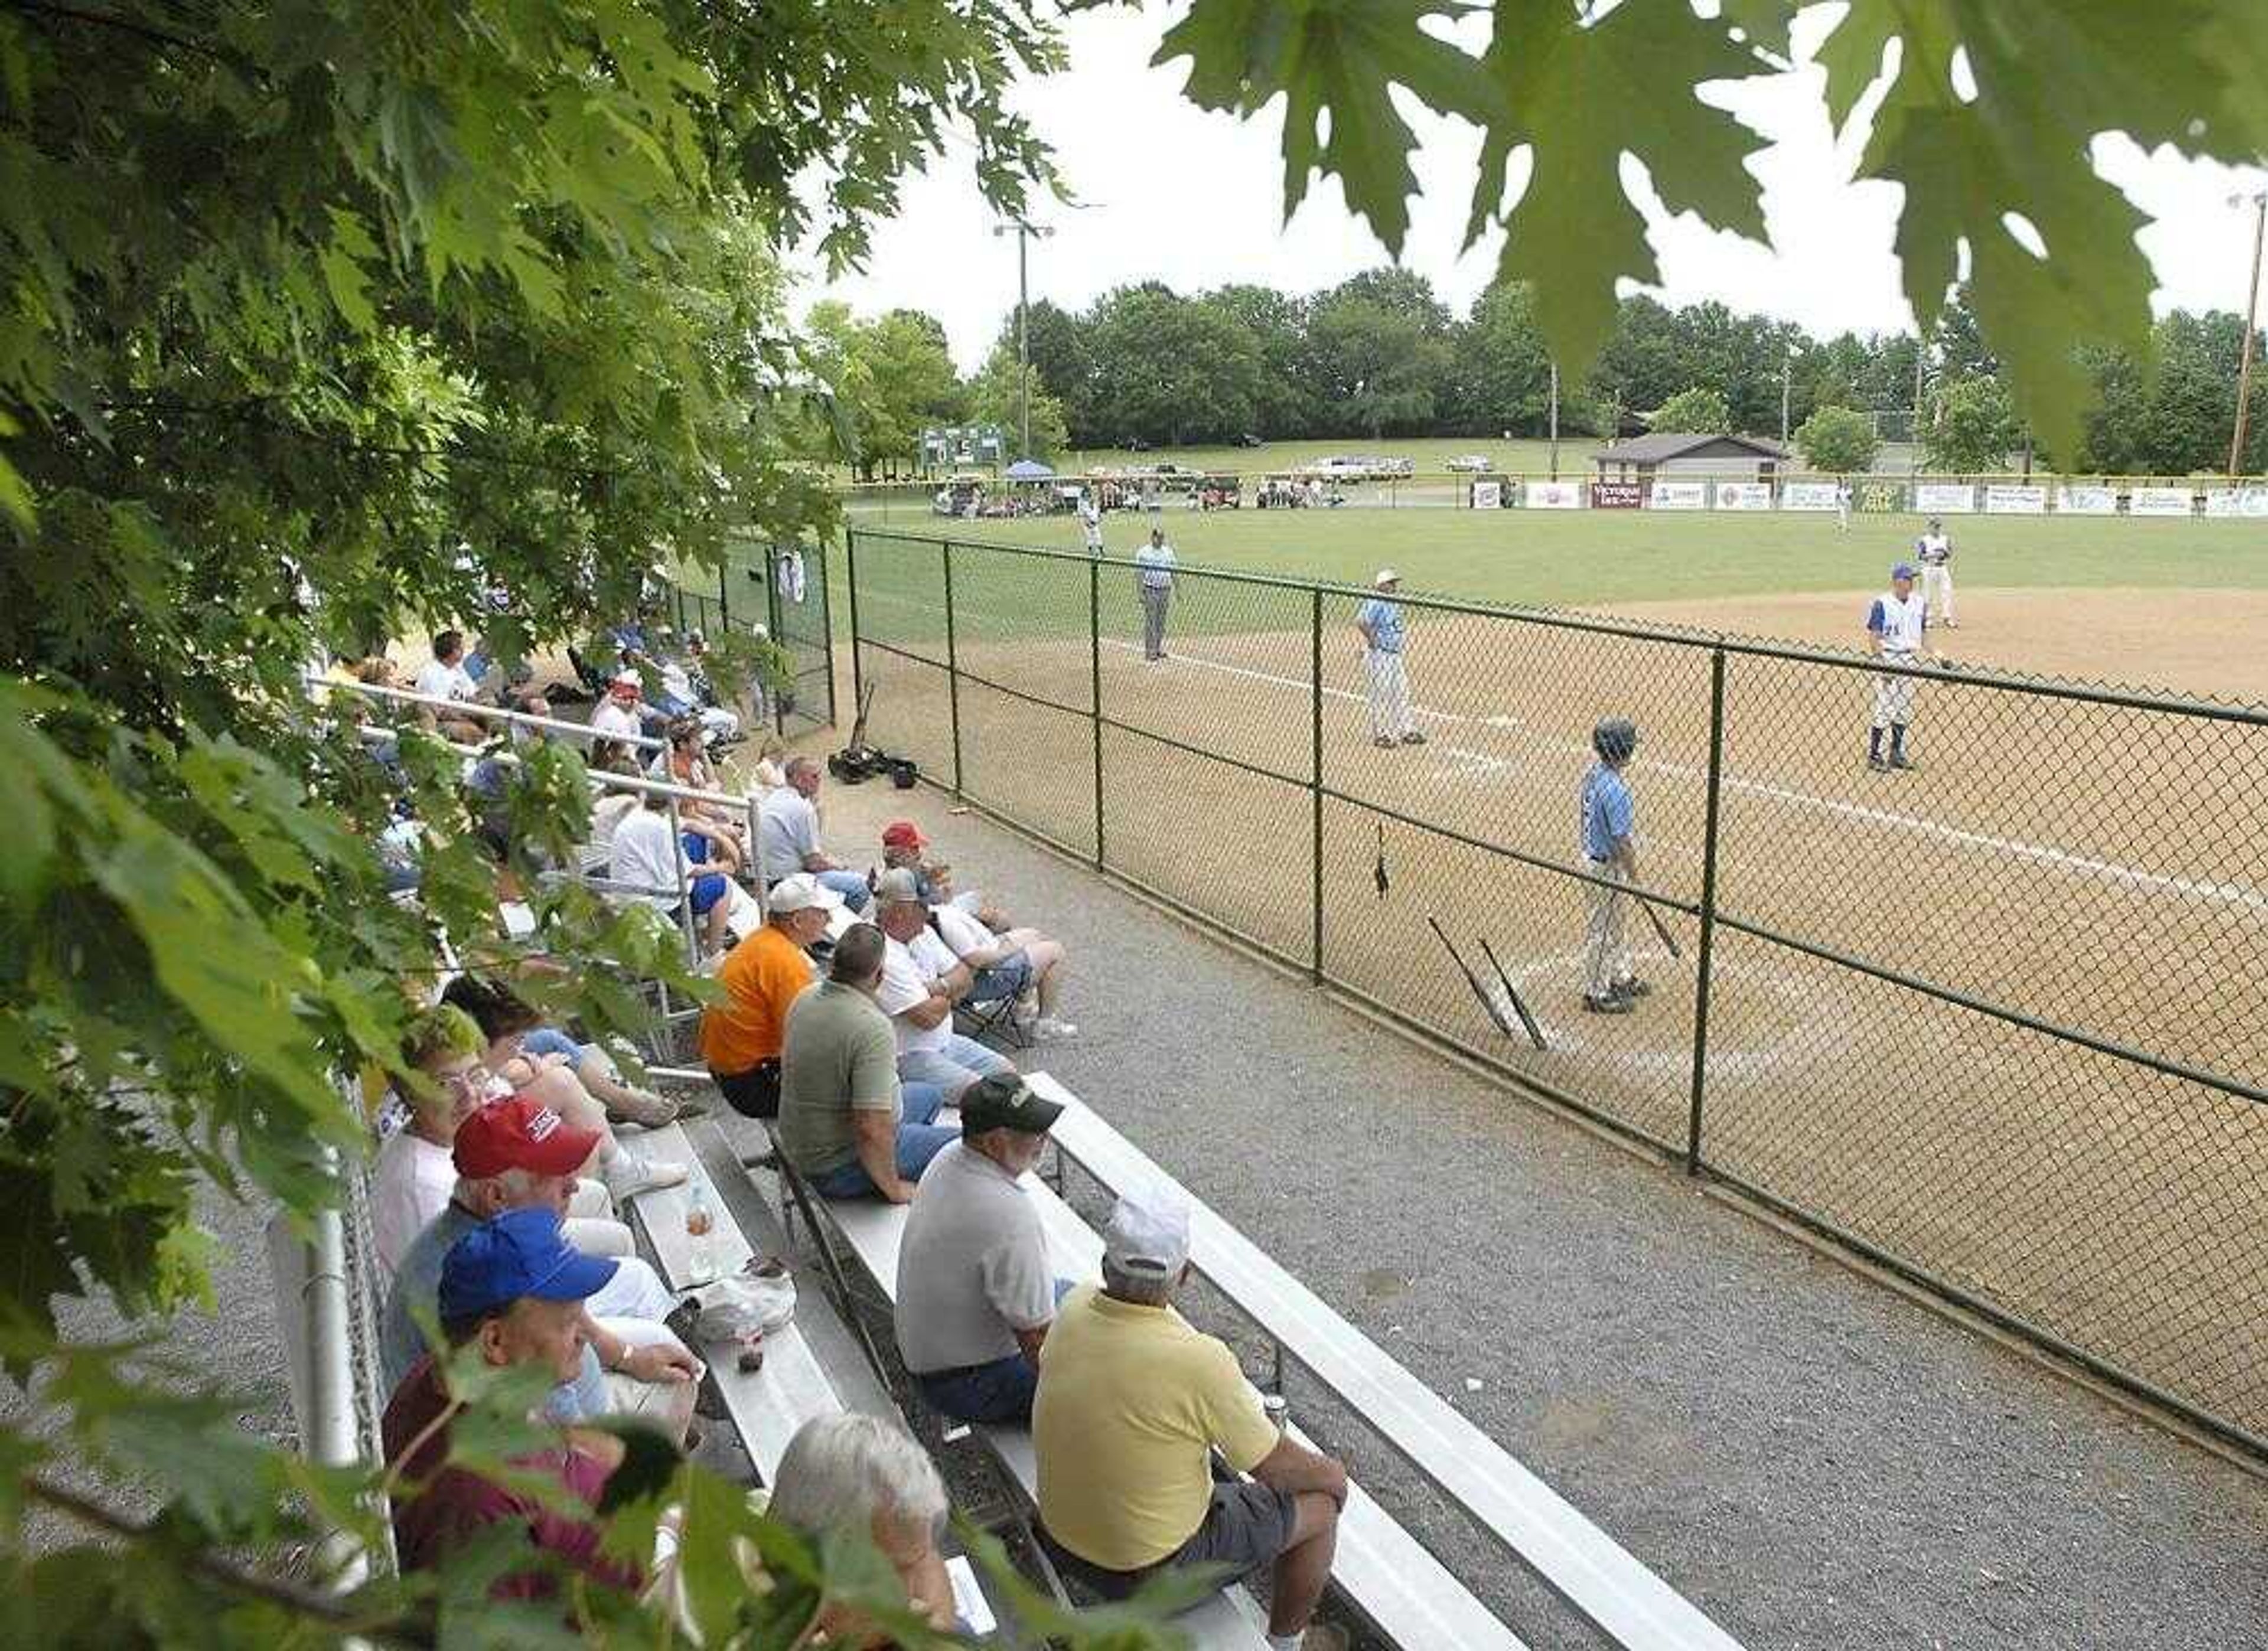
847, 525, 2268, 1464
668, 538, 835, 739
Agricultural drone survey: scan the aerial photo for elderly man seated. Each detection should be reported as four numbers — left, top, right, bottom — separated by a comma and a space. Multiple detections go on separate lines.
755, 755, 871, 911
768, 1414, 957, 1640
776, 924, 951, 1202
1035, 1186, 1351, 1651
382, 1208, 650, 1600
894, 1075, 1068, 1423
870, 868, 1015, 1102
924, 880, 1076, 1043
379, 1094, 698, 1444
700, 873, 832, 1120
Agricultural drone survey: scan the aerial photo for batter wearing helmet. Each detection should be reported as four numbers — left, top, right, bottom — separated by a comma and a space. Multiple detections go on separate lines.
1579, 717, 1647, 1014
1866, 562, 1933, 772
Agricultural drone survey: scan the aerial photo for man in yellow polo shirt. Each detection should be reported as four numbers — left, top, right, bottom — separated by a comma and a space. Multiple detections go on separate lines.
1033, 1185, 1350, 1651
699, 873, 835, 1118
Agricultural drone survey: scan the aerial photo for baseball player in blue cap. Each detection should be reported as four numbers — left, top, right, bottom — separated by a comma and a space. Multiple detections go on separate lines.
1865, 562, 1933, 772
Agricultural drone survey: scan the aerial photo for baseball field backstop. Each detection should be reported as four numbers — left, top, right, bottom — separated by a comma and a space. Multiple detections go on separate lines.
845, 526, 2268, 1462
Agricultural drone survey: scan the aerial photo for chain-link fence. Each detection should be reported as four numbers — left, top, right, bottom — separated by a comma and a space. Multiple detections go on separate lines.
666, 537, 835, 740
847, 526, 2268, 1463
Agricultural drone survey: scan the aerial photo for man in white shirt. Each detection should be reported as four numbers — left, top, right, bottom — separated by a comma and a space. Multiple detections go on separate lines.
895, 1075, 1068, 1423
1134, 528, 1175, 661
611, 789, 734, 956
411, 629, 485, 742
755, 755, 871, 910
588, 672, 650, 754
930, 896, 1075, 1042
870, 869, 1015, 1102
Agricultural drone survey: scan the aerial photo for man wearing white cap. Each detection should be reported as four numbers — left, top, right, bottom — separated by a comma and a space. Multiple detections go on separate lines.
1034, 1185, 1350, 1651
1355, 569, 1423, 749
700, 872, 836, 1119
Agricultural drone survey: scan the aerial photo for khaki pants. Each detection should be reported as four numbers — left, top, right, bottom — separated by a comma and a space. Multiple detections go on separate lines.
1365, 650, 1413, 739
597, 1316, 699, 1444
1583, 859, 1632, 999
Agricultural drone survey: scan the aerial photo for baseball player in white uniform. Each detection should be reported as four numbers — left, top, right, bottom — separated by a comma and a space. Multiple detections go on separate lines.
1078, 489, 1103, 556
1835, 481, 1853, 533
1915, 517, 1956, 626
1865, 562, 1933, 772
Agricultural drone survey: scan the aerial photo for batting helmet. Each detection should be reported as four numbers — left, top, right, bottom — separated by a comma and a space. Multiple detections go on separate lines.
1591, 717, 1638, 763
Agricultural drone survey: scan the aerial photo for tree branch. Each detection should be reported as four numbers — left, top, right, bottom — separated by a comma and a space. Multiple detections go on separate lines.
0, 1, 239, 65
27, 1474, 434, 1647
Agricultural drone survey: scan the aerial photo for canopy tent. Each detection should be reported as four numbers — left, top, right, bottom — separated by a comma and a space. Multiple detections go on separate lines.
1003, 459, 1055, 481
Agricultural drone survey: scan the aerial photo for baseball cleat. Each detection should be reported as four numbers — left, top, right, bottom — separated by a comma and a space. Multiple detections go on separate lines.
1582, 993, 1634, 1014
1867, 755, 1889, 772
1374, 735, 1397, 748
1400, 730, 1427, 745
1615, 978, 1652, 999
1888, 751, 1915, 770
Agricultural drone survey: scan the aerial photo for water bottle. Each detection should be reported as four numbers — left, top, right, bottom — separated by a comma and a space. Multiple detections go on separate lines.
1262, 1393, 1290, 1437
685, 1185, 716, 1283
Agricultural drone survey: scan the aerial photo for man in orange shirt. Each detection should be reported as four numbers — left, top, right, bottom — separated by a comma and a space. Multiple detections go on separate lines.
701, 873, 836, 1118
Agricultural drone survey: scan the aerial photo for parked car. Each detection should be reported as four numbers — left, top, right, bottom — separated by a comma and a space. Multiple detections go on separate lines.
1446, 453, 1494, 472
1235, 433, 1265, 448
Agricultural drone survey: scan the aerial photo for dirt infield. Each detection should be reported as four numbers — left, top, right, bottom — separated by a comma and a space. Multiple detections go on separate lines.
855, 566, 2268, 1446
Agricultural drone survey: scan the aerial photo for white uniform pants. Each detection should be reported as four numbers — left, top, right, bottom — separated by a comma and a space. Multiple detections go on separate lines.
1871, 658, 1918, 730
1366, 650, 1413, 739
1921, 563, 1954, 623
1583, 860, 1632, 999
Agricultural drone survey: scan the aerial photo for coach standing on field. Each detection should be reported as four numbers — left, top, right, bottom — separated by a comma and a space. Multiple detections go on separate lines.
1135, 527, 1176, 661
1357, 568, 1424, 748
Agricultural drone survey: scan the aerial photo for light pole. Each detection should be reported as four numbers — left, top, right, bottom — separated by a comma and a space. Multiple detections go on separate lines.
1548, 360, 1560, 479
1780, 355, 1793, 444
2230, 188, 2266, 480
992, 220, 1054, 461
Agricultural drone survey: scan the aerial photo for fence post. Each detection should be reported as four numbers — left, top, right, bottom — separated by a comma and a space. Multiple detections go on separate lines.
766, 544, 787, 737
1684, 645, 1729, 1175
846, 530, 865, 715
816, 540, 838, 729
717, 562, 731, 628
941, 538, 963, 796
1309, 586, 1324, 983
1089, 555, 1106, 869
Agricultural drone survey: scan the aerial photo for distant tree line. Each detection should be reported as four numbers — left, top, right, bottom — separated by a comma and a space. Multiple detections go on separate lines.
813, 272, 2267, 479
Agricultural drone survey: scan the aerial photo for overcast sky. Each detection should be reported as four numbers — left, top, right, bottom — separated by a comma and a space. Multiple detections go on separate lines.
797, 4, 2268, 374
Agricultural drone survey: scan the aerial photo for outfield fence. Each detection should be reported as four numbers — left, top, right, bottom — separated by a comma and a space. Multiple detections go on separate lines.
848, 526, 2268, 1462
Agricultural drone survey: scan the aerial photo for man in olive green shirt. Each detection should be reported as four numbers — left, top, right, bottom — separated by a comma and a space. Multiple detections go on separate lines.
776, 924, 952, 1201
1034, 1186, 1350, 1651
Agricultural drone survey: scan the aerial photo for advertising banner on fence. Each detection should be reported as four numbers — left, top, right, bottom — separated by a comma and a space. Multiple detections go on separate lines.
2058, 485, 2117, 514
2129, 486, 2195, 517
1648, 480, 1709, 510
1983, 485, 2048, 515
1470, 479, 1504, 510
1714, 482, 1774, 511
1589, 480, 1643, 509
1857, 481, 1908, 513
1526, 479, 1584, 510
1781, 481, 1841, 511
1914, 482, 1977, 514
2202, 487, 2268, 518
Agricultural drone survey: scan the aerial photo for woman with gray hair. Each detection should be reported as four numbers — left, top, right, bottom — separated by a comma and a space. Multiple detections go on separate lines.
769, 1414, 957, 1640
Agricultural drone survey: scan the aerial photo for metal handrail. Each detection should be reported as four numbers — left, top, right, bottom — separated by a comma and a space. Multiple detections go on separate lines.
305, 671, 668, 750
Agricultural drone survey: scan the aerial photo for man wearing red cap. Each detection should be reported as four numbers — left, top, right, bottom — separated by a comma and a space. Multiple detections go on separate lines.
380, 1094, 700, 1443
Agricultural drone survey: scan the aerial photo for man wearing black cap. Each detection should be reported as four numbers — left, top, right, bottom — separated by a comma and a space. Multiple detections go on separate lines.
892, 1074, 1067, 1423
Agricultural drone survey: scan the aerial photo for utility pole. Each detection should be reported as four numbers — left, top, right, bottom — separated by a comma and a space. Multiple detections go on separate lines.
1780, 356, 1793, 444
1549, 361, 1560, 479
992, 220, 1053, 461
1912, 337, 1928, 474
2231, 189, 2266, 480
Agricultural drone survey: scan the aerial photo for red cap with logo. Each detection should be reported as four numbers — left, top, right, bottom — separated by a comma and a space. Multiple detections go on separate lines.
881, 820, 928, 851
452, 1092, 601, 1179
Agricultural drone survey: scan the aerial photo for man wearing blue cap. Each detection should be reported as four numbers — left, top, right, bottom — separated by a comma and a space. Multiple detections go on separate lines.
381, 1208, 644, 1598
1865, 562, 1932, 772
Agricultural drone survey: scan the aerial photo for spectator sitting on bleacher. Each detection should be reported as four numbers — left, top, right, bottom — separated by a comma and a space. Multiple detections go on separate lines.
443, 973, 693, 1131
382, 1208, 647, 1600
871, 868, 1016, 1102
768, 1414, 957, 1639
1035, 1186, 1351, 1651
777, 924, 951, 1202
412, 629, 487, 744
651, 716, 747, 865
589, 671, 652, 747
756, 755, 871, 911
878, 820, 999, 924
587, 749, 644, 853
700, 873, 833, 1120
612, 787, 734, 958
377, 1095, 699, 1444
894, 1075, 1068, 1424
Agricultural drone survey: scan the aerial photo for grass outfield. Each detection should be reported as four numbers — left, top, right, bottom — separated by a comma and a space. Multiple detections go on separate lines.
848, 507, 2268, 611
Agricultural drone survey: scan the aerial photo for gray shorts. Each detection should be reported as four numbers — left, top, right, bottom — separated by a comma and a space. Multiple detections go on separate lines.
1047, 1482, 1298, 1602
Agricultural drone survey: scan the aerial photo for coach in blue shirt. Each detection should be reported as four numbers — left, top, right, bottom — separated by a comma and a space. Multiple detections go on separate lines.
1356, 568, 1424, 748
1578, 717, 1647, 1014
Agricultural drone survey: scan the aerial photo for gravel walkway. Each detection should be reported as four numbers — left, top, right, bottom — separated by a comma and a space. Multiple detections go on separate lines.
810, 767, 2268, 1649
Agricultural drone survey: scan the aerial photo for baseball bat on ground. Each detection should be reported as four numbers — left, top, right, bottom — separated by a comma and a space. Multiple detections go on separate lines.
1476, 935, 1549, 1052
1429, 915, 1540, 1046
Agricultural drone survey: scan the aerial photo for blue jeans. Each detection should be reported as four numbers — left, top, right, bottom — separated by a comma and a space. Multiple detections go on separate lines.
966, 952, 1033, 1004
806, 1082, 951, 1198
815, 869, 871, 912
911, 1279, 1076, 1424
898, 1036, 1014, 1101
